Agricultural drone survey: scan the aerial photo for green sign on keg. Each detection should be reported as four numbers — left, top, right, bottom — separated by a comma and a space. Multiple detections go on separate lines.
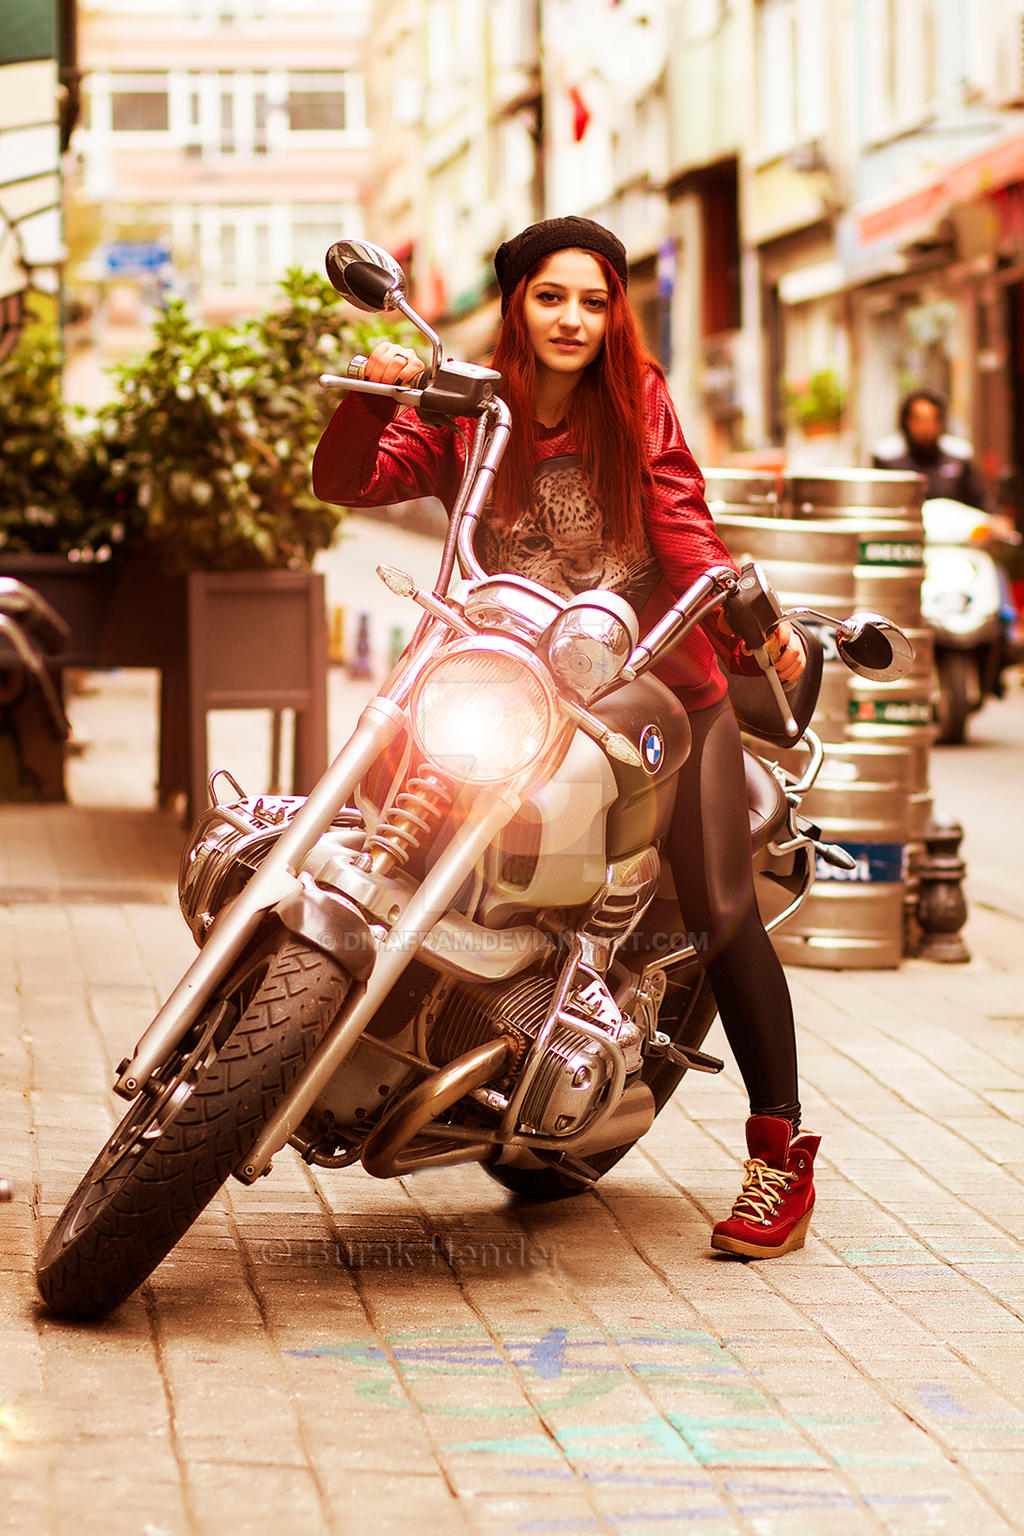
848, 698, 933, 726
858, 537, 924, 567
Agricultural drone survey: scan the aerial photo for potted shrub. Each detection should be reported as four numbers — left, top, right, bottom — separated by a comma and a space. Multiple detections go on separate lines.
783, 367, 847, 436
96, 270, 364, 574
0, 271, 414, 808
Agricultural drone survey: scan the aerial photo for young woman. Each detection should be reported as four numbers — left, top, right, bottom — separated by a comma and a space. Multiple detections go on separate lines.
313, 216, 819, 1259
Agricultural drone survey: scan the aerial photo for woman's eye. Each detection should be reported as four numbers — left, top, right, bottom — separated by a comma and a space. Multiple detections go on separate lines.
535, 291, 560, 304
584, 298, 607, 311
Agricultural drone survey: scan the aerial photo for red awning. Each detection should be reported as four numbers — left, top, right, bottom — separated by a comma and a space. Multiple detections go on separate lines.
856, 131, 1024, 249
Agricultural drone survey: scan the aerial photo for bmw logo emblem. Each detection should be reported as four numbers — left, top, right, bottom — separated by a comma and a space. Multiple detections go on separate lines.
639, 724, 664, 775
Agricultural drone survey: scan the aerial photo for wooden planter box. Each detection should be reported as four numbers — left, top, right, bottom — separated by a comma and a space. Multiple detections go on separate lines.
0, 555, 327, 817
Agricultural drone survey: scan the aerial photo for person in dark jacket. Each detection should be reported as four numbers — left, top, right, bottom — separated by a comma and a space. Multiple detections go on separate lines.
872, 388, 990, 510
314, 216, 820, 1259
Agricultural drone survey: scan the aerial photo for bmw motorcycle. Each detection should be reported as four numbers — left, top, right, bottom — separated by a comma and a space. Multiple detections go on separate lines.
36, 242, 913, 1319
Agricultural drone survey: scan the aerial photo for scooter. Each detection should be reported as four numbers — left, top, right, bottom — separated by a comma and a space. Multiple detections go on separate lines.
922, 497, 1023, 744
35, 240, 913, 1320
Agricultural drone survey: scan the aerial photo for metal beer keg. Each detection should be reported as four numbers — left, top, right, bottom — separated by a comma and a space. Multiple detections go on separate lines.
702, 469, 780, 518
782, 468, 926, 518
711, 513, 858, 745
772, 741, 912, 970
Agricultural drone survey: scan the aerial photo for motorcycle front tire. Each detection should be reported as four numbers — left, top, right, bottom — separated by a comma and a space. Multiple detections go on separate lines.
486, 969, 719, 1202
36, 933, 352, 1320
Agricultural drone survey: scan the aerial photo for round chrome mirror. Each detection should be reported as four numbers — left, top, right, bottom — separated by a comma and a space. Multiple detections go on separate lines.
837, 613, 915, 681
324, 239, 407, 313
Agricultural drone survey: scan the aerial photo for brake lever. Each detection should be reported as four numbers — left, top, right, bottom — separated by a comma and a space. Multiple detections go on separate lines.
750, 634, 799, 739
722, 563, 799, 737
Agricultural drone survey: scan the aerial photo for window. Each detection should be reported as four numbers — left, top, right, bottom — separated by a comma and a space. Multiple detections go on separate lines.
111, 90, 169, 132
757, 0, 799, 155
755, 0, 826, 158
864, 0, 940, 138
292, 218, 345, 271
254, 91, 269, 153
701, 165, 741, 338
220, 85, 235, 154
287, 88, 346, 132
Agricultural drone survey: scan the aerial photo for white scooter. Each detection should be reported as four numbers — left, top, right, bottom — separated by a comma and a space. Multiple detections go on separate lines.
922, 497, 1022, 744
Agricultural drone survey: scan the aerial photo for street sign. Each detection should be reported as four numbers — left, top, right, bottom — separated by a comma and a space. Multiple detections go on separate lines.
102, 241, 171, 276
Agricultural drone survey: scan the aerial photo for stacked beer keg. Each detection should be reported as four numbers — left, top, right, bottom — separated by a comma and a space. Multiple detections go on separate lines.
707, 467, 932, 968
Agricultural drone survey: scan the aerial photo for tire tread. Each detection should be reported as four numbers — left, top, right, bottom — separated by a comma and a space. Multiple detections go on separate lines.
37, 938, 349, 1319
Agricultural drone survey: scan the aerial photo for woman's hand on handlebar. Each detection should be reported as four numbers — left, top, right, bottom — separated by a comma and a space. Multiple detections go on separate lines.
716, 607, 807, 683
770, 621, 807, 684
361, 341, 424, 386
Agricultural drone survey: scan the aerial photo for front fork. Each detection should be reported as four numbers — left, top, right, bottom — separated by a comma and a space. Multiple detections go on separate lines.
235, 782, 523, 1182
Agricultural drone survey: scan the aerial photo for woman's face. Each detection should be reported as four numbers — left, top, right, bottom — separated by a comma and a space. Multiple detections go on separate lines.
522, 249, 609, 378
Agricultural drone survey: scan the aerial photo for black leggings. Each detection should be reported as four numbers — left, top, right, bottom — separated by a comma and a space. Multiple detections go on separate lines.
666, 694, 801, 1129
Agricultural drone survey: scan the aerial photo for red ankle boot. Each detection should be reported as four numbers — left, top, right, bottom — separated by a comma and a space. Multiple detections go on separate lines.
711, 1115, 820, 1258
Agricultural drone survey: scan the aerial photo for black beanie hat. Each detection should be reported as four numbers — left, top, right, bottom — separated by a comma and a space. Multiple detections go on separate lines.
493, 216, 628, 315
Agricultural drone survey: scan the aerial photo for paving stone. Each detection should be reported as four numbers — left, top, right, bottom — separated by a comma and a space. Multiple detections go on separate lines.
184, 1460, 330, 1535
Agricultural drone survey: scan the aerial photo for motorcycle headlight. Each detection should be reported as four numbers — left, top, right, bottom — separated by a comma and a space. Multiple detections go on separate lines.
409, 640, 557, 782
923, 547, 1001, 632
544, 591, 639, 702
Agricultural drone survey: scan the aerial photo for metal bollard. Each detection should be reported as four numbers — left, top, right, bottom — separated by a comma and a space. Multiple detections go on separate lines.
915, 814, 970, 963
349, 612, 373, 679
328, 604, 347, 665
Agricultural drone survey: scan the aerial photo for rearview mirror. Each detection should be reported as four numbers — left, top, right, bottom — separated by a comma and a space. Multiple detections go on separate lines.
837, 613, 915, 682
324, 238, 407, 313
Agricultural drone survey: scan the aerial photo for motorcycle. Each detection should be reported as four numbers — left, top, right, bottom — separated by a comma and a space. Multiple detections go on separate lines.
922, 497, 1023, 744
35, 241, 914, 1319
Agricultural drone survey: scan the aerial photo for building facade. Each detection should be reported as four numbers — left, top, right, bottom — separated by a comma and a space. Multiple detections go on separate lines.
69, 0, 370, 372
0, 0, 74, 353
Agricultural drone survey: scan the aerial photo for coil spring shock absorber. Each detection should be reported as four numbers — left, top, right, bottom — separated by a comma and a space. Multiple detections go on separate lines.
363, 766, 453, 875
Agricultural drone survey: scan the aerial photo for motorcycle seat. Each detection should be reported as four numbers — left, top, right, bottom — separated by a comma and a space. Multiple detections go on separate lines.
744, 751, 791, 853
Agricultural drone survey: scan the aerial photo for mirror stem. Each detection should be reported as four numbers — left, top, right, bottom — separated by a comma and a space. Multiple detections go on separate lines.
390, 293, 444, 378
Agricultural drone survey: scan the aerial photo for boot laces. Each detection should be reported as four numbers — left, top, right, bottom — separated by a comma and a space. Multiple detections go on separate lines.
730, 1157, 793, 1224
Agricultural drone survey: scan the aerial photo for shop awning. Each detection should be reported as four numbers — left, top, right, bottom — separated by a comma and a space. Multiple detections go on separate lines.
855, 129, 1024, 251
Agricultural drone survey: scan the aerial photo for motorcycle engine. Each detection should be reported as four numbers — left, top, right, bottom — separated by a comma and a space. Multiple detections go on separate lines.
178, 796, 362, 944
429, 971, 643, 1138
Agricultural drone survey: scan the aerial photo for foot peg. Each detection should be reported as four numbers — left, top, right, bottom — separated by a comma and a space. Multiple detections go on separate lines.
548, 1152, 600, 1185
650, 1033, 724, 1074
814, 841, 858, 872
797, 815, 858, 872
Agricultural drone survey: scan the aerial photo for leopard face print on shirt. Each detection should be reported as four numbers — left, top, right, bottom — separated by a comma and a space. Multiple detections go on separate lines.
477, 455, 660, 611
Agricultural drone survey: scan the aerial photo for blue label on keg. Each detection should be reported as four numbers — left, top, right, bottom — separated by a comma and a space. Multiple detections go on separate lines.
814, 841, 906, 884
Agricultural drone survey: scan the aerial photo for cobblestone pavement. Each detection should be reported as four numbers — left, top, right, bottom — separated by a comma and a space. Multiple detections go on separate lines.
3, 522, 1024, 1535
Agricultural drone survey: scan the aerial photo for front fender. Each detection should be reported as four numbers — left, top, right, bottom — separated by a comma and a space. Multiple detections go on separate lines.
272, 881, 376, 981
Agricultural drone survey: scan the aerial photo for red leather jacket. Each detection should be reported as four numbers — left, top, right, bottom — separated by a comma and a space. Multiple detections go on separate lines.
312, 365, 750, 710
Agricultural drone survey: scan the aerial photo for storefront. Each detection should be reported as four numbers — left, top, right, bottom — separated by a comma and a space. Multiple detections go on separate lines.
840, 131, 1024, 517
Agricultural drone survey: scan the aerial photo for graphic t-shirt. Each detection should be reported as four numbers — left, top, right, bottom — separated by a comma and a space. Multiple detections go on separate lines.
476, 454, 661, 612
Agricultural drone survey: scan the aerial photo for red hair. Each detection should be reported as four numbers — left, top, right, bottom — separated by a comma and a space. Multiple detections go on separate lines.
489, 253, 662, 547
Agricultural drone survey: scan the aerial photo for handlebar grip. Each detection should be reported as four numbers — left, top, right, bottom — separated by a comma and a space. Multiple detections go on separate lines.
347, 354, 429, 390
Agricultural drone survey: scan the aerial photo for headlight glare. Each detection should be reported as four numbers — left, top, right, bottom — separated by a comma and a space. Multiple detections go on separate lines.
410, 642, 555, 781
